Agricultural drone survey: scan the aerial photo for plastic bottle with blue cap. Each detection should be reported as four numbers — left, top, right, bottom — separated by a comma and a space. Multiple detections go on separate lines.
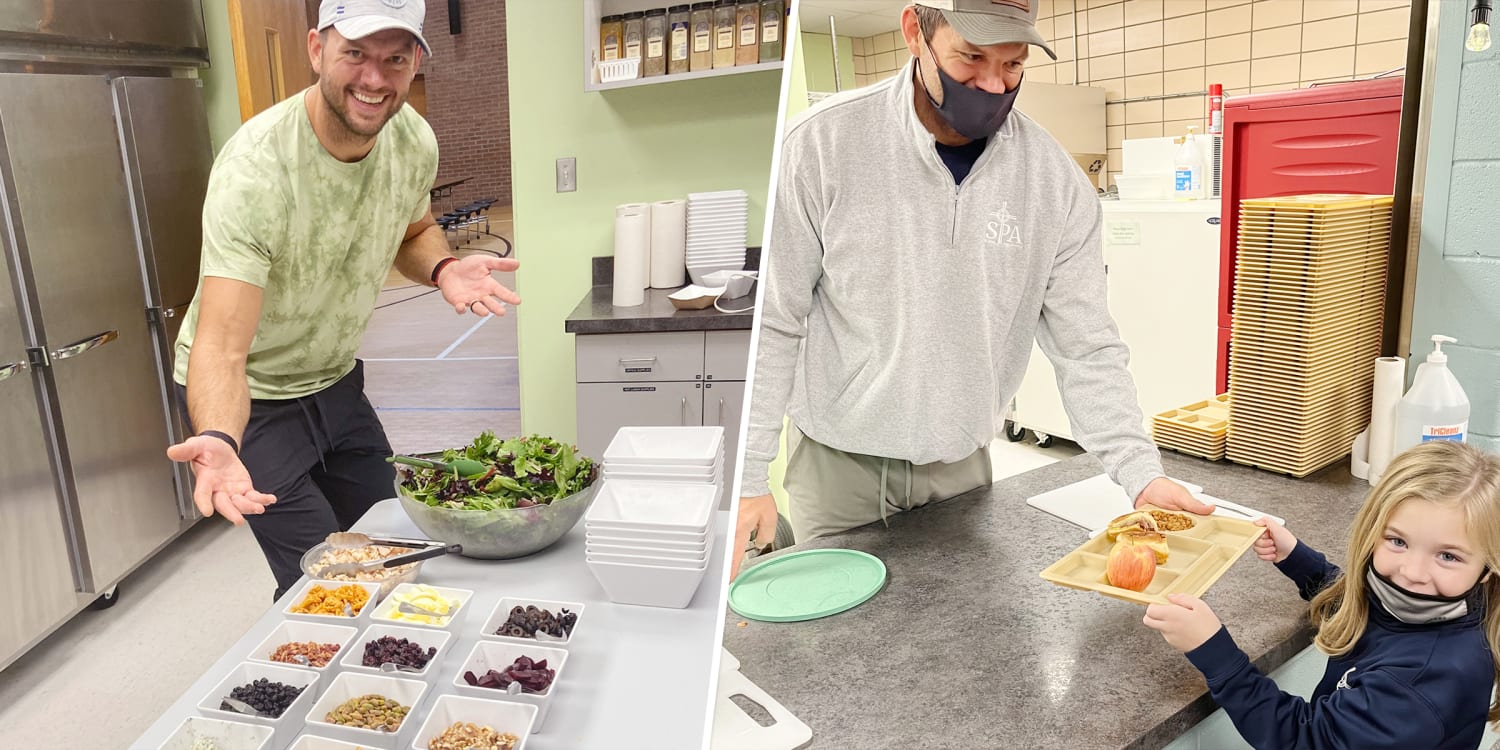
1393, 334, 1470, 454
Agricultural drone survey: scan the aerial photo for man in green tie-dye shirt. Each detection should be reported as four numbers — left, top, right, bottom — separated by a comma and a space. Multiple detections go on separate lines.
167, 0, 518, 596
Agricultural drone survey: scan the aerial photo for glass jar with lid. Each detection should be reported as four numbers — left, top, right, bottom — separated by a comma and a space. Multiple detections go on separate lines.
758, 0, 783, 62
668, 5, 691, 75
690, 2, 714, 71
600, 14, 623, 62
622, 10, 645, 64
643, 8, 668, 77
734, 2, 760, 66
712, 0, 737, 68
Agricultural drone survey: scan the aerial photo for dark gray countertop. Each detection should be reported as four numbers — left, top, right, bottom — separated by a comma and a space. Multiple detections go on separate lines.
722, 452, 1370, 750
564, 253, 759, 334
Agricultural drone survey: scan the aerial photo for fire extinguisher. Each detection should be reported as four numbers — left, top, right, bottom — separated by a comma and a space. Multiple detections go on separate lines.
1208, 83, 1224, 135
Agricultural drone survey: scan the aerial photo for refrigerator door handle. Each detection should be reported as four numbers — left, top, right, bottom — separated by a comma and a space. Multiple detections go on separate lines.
0, 360, 26, 382
50, 329, 119, 362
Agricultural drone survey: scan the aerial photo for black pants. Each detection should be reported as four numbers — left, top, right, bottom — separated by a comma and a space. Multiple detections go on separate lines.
177, 361, 394, 599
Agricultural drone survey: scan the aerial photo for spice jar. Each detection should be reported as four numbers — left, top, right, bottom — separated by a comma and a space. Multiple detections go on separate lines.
600, 14, 623, 62
690, 2, 714, 72
622, 10, 645, 63
668, 5, 691, 75
712, 0, 737, 69
735, 2, 760, 66
643, 8, 668, 77
758, 0, 783, 62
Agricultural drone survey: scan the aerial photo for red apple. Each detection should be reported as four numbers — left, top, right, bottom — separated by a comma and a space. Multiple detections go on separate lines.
1106, 540, 1157, 592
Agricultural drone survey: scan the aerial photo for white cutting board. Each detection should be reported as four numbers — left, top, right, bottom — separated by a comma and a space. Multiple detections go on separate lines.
711, 650, 812, 750
1026, 473, 1284, 534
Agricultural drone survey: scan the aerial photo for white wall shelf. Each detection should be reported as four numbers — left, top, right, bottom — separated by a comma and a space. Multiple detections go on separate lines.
583, 0, 786, 92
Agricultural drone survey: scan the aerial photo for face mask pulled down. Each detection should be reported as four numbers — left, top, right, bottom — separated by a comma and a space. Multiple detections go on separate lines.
1365, 564, 1483, 625
918, 37, 1022, 141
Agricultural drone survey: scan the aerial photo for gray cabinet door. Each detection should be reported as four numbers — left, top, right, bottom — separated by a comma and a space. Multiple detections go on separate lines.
704, 330, 752, 381
0, 74, 180, 590
576, 331, 705, 383
576, 382, 704, 460
703, 380, 744, 510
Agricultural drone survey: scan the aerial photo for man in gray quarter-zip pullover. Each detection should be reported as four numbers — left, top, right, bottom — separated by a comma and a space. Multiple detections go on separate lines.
732, 0, 1214, 579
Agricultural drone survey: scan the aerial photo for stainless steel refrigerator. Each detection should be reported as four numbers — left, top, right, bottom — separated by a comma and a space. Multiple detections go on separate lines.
0, 73, 213, 668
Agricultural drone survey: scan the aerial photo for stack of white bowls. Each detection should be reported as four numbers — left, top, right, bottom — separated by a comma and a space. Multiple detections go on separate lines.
685, 189, 748, 285
601, 426, 724, 491
584, 481, 718, 608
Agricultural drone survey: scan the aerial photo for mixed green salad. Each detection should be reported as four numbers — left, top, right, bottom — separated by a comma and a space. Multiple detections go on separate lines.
396, 432, 599, 511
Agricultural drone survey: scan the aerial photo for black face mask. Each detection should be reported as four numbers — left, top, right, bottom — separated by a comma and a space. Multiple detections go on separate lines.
918, 37, 1022, 140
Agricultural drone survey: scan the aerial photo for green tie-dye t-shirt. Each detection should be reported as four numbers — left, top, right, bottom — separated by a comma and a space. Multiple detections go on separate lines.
174, 89, 438, 399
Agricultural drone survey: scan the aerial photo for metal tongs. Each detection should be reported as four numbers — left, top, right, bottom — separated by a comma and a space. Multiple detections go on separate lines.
325, 531, 449, 549
318, 543, 463, 578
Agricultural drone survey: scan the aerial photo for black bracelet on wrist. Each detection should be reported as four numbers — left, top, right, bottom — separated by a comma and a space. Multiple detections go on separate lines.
199, 430, 239, 455
431, 256, 458, 284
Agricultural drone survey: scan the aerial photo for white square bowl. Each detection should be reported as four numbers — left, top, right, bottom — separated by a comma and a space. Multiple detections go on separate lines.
603, 459, 719, 477
283, 579, 380, 624
303, 671, 429, 750
584, 530, 708, 553
287, 736, 373, 750
367, 583, 474, 630
156, 716, 274, 750
246, 620, 359, 677
585, 540, 710, 563
452, 640, 570, 731
586, 556, 709, 609
600, 469, 721, 487
480, 597, 586, 648
196, 661, 320, 747
603, 426, 724, 465
410, 694, 538, 750
581, 523, 710, 545
583, 481, 715, 533
339, 622, 453, 678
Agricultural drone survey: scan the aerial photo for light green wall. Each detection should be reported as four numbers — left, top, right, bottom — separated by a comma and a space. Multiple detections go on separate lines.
506, 2, 781, 446
784, 14, 810, 122
200, 0, 242, 154
799, 31, 854, 95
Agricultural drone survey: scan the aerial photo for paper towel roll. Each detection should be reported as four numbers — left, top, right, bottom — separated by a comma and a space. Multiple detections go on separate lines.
1351, 429, 1370, 480
1367, 356, 1405, 485
649, 199, 687, 289
613, 204, 650, 307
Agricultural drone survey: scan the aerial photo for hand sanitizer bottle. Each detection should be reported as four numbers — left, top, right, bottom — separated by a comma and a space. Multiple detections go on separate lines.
1173, 126, 1204, 201
1393, 335, 1471, 454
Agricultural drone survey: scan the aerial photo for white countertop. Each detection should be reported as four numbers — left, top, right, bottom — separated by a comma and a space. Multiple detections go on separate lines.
132, 499, 729, 750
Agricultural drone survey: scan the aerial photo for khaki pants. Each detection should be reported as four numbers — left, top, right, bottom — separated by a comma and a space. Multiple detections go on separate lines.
783, 423, 993, 543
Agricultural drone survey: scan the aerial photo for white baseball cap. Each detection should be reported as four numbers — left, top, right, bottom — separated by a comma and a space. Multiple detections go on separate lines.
318, 0, 432, 56
913, 0, 1058, 60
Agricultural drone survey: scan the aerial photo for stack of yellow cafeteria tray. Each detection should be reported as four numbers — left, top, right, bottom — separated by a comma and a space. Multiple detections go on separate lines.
1152, 393, 1231, 460
1226, 194, 1393, 477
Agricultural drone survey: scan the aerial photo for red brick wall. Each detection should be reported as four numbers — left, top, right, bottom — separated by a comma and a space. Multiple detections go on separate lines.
421, 0, 511, 208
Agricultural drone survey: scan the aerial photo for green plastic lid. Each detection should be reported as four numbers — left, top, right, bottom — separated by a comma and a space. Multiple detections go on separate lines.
727, 548, 887, 622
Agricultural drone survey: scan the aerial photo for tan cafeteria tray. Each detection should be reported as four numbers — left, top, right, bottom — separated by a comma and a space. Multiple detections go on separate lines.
1039, 507, 1262, 605
1150, 431, 1226, 450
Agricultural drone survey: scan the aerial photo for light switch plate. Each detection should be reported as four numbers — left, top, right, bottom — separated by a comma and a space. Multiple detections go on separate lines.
556, 157, 577, 192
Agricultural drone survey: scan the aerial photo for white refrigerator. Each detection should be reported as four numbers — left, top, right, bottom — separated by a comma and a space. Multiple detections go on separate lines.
1007, 199, 1223, 445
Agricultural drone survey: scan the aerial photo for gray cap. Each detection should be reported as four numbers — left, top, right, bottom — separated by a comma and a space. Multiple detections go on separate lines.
913, 0, 1058, 60
318, 0, 432, 56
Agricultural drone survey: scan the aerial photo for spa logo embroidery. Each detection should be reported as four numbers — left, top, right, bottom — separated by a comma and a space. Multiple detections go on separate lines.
1336, 667, 1356, 690
984, 203, 1023, 248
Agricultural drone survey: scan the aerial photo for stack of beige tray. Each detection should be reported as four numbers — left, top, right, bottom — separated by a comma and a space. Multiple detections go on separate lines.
1226, 194, 1393, 477
1152, 393, 1231, 460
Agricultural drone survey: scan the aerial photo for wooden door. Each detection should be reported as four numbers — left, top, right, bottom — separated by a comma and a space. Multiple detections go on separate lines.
228, 0, 318, 121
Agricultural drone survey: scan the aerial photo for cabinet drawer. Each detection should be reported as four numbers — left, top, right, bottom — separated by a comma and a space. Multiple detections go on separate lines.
704, 330, 751, 381
575, 382, 705, 459
576, 331, 704, 383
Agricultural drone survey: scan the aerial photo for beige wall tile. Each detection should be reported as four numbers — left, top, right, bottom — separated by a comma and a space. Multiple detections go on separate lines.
1108, 148, 1124, 170
1125, 98, 1165, 121
1053, 36, 1079, 62
1106, 102, 1126, 125
1126, 0, 1166, 25
1300, 45, 1355, 79
1126, 47, 1165, 74
1029, 65, 1059, 83
855, 73, 869, 87
1206, 60, 1252, 88
1127, 72, 1165, 96
1163, 117, 1207, 135
1163, 0, 1208, 17
854, 55, 869, 75
1097, 76, 1127, 98
1091, 52, 1126, 78
1126, 121, 1165, 138
1164, 66, 1206, 92
1304, 0, 1358, 21
1359, 0, 1408, 11
1302, 75, 1356, 86
1108, 124, 1126, 149
1253, 25, 1301, 57
1164, 93, 1208, 119
875, 50, 899, 73
1090, 2, 1127, 30
1164, 12, 1207, 42
1302, 16, 1357, 51
1357, 6, 1410, 43
1251, 52, 1300, 85
1091, 28, 1127, 55
876, 70, 900, 84
1037, 17, 1056, 43
852, 37, 865, 56
1039, 0, 1056, 18
1207, 4, 1252, 35
1164, 39, 1207, 69
1251, 82, 1300, 93
1206, 0, 1252, 8
1354, 39, 1407, 75
1126, 20, 1165, 50
1206, 31, 1252, 63
874, 31, 897, 54
1251, 0, 1303, 30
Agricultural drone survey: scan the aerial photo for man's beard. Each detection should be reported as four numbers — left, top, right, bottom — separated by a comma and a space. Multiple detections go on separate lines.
318, 76, 402, 139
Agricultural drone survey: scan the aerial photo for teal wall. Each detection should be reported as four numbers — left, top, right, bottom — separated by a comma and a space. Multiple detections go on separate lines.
506, 2, 781, 445
1410, 0, 1500, 454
